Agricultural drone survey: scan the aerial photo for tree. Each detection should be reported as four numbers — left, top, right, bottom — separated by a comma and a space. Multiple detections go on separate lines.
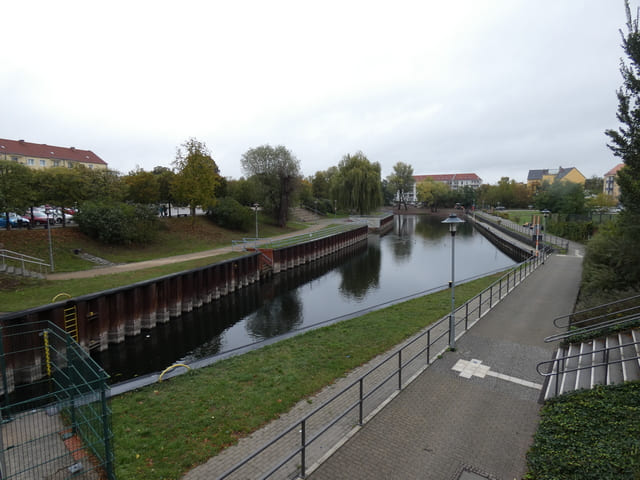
311, 167, 338, 200
386, 162, 415, 210
583, 0, 640, 297
124, 167, 160, 205
241, 145, 301, 227
227, 177, 260, 207
584, 175, 604, 196
172, 138, 221, 216
331, 152, 382, 215
416, 177, 449, 211
153, 166, 176, 215
0, 161, 32, 229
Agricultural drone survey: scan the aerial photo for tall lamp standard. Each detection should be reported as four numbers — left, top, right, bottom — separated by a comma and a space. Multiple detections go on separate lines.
541, 209, 550, 255
442, 213, 465, 349
253, 203, 259, 245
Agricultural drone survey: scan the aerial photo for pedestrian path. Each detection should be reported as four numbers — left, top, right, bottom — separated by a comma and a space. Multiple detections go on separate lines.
307, 252, 583, 480
181, 248, 582, 480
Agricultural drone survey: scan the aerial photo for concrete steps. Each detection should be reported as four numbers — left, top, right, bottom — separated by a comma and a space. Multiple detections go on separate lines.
291, 206, 322, 223
542, 327, 640, 400
0, 263, 45, 279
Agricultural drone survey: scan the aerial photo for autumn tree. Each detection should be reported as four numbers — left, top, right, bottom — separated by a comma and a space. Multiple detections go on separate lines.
386, 162, 415, 210
0, 161, 32, 229
416, 177, 449, 211
172, 138, 221, 216
124, 167, 160, 205
331, 152, 382, 215
241, 145, 301, 227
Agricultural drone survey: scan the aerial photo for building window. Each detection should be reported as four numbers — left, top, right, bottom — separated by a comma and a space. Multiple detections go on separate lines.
11, 156, 18, 162
27, 158, 34, 166
89, 165, 94, 169
39, 159, 46, 167
53, 160, 60, 167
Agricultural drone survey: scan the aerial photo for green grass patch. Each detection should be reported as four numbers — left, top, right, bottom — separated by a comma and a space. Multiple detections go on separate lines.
111, 273, 503, 479
525, 382, 640, 480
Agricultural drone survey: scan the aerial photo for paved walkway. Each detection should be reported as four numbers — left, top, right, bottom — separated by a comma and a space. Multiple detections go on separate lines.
182, 248, 582, 480
307, 251, 583, 480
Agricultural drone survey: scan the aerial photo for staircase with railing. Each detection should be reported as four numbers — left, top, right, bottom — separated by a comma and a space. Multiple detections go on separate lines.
537, 295, 640, 400
0, 249, 50, 278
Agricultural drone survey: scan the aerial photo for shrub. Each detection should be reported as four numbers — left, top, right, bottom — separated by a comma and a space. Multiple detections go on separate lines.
207, 197, 252, 231
75, 201, 159, 245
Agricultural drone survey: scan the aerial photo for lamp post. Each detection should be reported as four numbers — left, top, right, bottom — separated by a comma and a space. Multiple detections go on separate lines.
45, 210, 54, 272
442, 213, 465, 349
253, 203, 259, 245
541, 209, 550, 253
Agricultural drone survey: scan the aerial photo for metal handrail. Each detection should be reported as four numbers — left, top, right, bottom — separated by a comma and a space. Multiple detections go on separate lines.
545, 313, 640, 343
536, 338, 640, 378
0, 248, 50, 274
552, 293, 640, 329
218, 250, 548, 479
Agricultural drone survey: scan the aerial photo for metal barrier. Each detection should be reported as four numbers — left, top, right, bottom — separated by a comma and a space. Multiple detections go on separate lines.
218, 250, 548, 479
0, 249, 50, 276
0, 321, 114, 479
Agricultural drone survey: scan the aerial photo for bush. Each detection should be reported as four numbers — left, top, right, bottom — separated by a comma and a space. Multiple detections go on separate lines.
75, 201, 159, 245
207, 197, 252, 231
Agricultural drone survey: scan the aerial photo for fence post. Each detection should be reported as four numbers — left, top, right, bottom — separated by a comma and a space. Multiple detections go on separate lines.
478, 292, 482, 319
426, 330, 431, 365
359, 379, 364, 425
101, 386, 115, 479
398, 350, 402, 390
300, 419, 306, 478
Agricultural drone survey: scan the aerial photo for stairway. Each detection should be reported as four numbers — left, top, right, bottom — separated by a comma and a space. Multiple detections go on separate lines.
542, 327, 640, 400
0, 262, 45, 279
291, 206, 322, 223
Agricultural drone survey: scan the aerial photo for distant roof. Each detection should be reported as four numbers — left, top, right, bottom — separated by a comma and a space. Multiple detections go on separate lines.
527, 169, 549, 181
414, 173, 481, 182
0, 138, 107, 166
604, 163, 624, 177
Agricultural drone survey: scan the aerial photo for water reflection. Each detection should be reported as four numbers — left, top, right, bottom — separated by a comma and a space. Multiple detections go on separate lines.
338, 237, 381, 300
96, 215, 517, 383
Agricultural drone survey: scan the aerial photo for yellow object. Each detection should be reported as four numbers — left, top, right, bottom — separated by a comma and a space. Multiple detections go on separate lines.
43, 331, 52, 378
158, 363, 191, 382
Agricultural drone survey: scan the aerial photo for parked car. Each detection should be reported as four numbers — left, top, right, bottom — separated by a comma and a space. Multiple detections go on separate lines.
25, 209, 53, 226
48, 208, 74, 224
0, 213, 30, 228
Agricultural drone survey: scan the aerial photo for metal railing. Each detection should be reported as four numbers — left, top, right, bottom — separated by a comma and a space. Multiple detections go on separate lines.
536, 334, 640, 397
218, 250, 548, 479
0, 248, 50, 275
474, 211, 569, 252
0, 321, 113, 479
552, 293, 640, 330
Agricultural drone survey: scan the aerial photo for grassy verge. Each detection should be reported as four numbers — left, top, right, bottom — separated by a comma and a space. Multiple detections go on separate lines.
525, 382, 640, 479
0, 215, 303, 273
111, 272, 503, 480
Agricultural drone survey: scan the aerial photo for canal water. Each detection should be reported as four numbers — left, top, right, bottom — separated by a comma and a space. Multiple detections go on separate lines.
94, 215, 517, 384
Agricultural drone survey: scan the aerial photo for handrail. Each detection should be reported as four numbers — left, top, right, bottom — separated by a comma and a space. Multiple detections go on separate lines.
536, 338, 640, 378
544, 312, 640, 343
259, 224, 364, 249
552, 293, 640, 329
217, 250, 548, 479
0, 248, 50, 274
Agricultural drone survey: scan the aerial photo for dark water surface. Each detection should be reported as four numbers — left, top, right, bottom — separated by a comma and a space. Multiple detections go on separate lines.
94, 215, 516, 383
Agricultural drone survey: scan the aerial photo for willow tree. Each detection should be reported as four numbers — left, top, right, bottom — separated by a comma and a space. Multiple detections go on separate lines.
331, 152, 382, 215
241, 145, 301, 227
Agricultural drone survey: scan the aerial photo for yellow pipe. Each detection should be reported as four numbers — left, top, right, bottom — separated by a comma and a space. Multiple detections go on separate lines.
158, 363, 191, 382
52, 292, 72, 303
43, 331, 52, 378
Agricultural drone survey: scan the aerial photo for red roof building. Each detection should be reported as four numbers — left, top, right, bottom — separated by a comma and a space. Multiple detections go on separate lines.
0, 138, 107, 170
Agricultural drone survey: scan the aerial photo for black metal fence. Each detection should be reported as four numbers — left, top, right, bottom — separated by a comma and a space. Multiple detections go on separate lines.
217, 250, 548, 479
0, 321, 114, 479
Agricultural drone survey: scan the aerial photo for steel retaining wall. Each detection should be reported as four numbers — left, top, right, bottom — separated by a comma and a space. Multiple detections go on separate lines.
0, 227, 369, 393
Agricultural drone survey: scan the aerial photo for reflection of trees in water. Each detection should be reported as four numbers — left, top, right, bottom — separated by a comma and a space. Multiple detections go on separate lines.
391, 217, 414, 262
338, 242, 381, 300
246, 291, 303, 338
414, 215, 474, 242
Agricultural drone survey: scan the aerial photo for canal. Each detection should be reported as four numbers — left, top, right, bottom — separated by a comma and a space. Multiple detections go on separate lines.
94, 214, 517, 384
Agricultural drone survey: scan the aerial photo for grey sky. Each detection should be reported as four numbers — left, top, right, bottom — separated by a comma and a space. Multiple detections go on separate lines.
0, 1, 630, 185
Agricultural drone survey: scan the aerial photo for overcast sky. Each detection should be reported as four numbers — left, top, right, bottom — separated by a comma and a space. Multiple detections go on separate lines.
1, 1, 632, 185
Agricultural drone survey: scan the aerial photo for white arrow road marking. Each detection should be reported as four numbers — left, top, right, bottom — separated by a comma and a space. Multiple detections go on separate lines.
452, 359, 543, 390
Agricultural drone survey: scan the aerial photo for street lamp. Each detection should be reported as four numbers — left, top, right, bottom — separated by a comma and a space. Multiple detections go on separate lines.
541, 209, 550, 253
253, 203, 259, 243
442, 213, 465, 349
45, 210, 54, 272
